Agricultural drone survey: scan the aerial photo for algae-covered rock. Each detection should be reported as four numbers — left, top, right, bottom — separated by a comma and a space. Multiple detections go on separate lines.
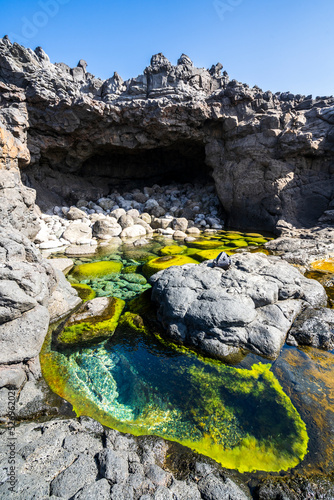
159, 245, 186, 256
122, 264, 140, 274
187, 239, 229, 250
128, 289, 153, 316
118, 311, 148, 334
244, 236, 268, 245
142, 255, 198, 278
311, 258, 334, 274
193, 248, 234, 262
227, 239, 248, 248
57, 296, 125, 345
121, 273, 147, 285
72, 283, 96, 302
72, 260, 123, 280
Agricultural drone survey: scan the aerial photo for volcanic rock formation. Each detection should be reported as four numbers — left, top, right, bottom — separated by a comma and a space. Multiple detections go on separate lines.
0, 37, 334, 232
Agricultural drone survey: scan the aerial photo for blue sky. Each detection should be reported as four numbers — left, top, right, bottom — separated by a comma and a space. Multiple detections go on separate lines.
1, 0, 333, 97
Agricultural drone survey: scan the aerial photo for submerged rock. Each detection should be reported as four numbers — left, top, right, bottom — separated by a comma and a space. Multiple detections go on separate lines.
142, 255, 198, 278
72, 260, 123, 280
150, 252, 327, 359
57, 296, 125, 346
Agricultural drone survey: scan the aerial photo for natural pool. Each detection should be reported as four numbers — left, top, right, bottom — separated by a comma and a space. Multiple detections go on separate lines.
41, 231, 334, 475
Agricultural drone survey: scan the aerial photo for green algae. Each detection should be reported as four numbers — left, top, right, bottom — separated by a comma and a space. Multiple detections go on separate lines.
187, 239, 230, 250
42, 230, 314, 474
159, 245, 187, 256
41, 315, 309, 474
142, 255, 198, 278
193, 248, 234, 262
71, 284, 96, 302
57, 297, 125, 346
72, 260, 123, 280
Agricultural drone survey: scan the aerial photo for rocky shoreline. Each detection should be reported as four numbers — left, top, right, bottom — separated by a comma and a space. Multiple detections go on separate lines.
34, 182, 223, 255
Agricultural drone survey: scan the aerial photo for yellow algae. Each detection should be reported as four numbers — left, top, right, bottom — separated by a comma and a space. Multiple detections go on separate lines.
71, 283, 96, 302
41, 323, 309, 474
72, 260, 123, 280
159, 245, 186, 256
192, 248, 234, 262
142, 255, 198, 278
57, 297, 125, 345
310, 258, 334, 274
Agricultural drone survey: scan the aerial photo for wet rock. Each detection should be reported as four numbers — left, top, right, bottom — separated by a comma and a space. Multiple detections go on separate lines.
288, 306, 334, 350
150, 252, 327, 359
173, 230, 187, 240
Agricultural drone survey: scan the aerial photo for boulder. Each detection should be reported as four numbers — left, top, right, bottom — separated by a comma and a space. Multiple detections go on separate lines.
92, 219, 122, 239
121, 224, 147, 238
150, 252, 327, 359
66, 206, 87, 220
172, 218, 188, 232
62, 222, 92, 244
48, 269, 82, 323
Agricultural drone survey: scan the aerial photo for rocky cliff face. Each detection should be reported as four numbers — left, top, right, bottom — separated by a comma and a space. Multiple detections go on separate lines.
1, 36, 333, 232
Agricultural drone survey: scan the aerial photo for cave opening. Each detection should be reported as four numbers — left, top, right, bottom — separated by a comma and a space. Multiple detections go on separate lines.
79, 140, 211, 190
24, 140, 217, 211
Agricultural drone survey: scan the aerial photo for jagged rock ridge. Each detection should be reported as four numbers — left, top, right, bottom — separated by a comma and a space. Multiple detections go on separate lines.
0, 36, 333, 231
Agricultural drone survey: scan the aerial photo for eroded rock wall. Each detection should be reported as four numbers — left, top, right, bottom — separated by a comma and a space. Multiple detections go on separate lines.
0, 118, 80, 419
1, 37, 333, 231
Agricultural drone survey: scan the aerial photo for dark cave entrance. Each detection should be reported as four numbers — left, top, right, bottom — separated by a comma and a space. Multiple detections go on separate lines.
79, 141, 211, 190
24, 140, 216, 210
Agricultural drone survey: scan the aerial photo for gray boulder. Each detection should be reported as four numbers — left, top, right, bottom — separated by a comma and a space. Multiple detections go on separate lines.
62, 222, 92, 244
150, 252, 327, 359
92, 218, 122, 239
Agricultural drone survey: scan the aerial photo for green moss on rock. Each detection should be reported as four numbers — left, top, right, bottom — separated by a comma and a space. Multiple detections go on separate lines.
71, 284, 96, 302
72, 260, 123, 280
159, 245, 186, 256
58, 297, 125, 346
193, 248, 234, 262
187, 239, 229, 250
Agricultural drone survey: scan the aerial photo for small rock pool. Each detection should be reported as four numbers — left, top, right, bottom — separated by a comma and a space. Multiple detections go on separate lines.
41, 231, 334, 476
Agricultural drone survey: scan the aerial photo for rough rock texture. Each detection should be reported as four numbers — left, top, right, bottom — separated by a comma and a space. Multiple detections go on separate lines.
264, 224, 334, 264
150, 252, 327, 359
0, 416, 250, 500
0, 226, 56, 364
0, 121, 80, 419
1, 38, 333, 231
287, 306, 334, 350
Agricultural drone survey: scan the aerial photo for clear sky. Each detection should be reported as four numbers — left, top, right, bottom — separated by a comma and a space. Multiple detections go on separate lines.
0, 0, 333, 97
